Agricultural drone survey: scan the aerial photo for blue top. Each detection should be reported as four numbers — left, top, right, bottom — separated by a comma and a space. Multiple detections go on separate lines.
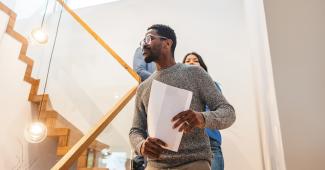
132, 47, 156, 81
205, 82, 222, 144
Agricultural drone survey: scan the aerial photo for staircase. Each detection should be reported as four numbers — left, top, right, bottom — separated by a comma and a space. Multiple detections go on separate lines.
0, 2, 108, 169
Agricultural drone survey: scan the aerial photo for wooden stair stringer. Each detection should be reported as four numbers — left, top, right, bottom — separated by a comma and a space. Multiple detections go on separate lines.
54, 111, 110, 156
0, 2, 109, 160
0, 2, 72, 158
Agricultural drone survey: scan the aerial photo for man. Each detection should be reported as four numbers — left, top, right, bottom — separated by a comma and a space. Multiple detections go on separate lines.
129, 24, 236, 170
133, 47, 156, 82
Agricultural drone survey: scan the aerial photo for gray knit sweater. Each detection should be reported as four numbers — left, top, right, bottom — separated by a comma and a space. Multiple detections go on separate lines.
129, 63, 235, 168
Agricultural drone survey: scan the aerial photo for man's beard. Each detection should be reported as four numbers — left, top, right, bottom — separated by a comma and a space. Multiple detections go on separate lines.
144, 54, 159, 63
144, 48, 160, 63
144, 46, 161, 63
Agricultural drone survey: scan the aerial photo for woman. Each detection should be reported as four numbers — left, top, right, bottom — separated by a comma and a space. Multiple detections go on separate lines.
182, 52, 224, 170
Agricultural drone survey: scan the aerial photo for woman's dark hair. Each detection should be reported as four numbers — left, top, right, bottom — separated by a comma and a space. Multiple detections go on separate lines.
182, 52, 208, 72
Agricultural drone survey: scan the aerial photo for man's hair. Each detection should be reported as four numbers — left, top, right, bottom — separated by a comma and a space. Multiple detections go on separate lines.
182, 52, 208, 72
147, 24, 177, 56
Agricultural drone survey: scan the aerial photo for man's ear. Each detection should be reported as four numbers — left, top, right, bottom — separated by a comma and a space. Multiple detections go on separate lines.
165, 39, 173, 49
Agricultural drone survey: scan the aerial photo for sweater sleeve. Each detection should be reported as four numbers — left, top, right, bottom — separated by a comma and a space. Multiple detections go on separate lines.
193, 67, 236, 130
129, 86, 148, 155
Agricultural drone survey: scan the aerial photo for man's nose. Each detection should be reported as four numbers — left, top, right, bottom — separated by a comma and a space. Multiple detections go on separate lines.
142, 43, 150, 49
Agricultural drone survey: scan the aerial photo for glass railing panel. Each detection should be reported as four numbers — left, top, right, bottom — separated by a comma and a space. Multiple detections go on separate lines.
2, 0, 139, 169
46, 0, 138, 141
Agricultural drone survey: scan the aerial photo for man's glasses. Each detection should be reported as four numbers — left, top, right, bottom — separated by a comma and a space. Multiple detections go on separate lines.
140, 34, 167, 48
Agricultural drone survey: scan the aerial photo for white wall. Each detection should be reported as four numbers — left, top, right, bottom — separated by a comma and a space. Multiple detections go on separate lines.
243, 0, 286, 169
264, 0, 325, 169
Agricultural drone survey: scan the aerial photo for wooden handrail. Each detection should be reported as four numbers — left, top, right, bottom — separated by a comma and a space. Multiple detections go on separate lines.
56, 0, 141, 83
49, 2, 141, 168
51, 86, 138, 170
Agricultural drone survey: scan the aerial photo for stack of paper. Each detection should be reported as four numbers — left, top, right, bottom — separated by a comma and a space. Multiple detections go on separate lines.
147, 80, 193, 152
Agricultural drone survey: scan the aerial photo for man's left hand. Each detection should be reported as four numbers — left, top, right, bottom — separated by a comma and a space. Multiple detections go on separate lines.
171, 110, 205, 133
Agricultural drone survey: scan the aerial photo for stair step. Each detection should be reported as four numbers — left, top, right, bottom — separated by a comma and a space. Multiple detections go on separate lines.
89, 140, 109, 152
40, 110, 58, 119
29, 94, 48, 103
77, 150, 88, 168
29, 78, 40, 96
25, 64, 33, 78
57, 146, 69, 156
21, 56, 34, 66
24, 76, 38, 84
46, 117, 56, 128
48, 128, 69, 137
58, 135, 69, 146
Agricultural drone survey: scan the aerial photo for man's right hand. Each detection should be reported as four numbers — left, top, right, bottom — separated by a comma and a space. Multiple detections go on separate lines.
140, 137, 167, 159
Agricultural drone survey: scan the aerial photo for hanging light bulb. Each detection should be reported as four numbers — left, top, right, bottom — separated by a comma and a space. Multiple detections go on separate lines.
24, 122, 47, 143
31, 27, 49, 44
30, 0, 49, 44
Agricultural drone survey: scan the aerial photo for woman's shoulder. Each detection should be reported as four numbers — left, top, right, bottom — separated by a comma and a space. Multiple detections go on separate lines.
179, 63, 206, 74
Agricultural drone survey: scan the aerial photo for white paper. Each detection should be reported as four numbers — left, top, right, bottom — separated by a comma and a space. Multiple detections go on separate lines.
147, 80, 193, 152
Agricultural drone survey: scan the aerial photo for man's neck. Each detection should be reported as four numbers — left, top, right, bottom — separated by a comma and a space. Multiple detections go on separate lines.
155, 54, 176, 71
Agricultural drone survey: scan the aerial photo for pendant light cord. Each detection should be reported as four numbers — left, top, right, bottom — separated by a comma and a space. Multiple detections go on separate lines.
38, 0, 65, 118
41, 0, 50, 28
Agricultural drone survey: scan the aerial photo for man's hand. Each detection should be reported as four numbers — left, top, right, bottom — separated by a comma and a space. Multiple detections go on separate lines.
172, 110, 205, 133
140, 137, 167, 159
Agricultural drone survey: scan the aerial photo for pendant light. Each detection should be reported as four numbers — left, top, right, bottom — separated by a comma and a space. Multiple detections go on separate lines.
25, 0, 64, 143
30, 0, 50, 44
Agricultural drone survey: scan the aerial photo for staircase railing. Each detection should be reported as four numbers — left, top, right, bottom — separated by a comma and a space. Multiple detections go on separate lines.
51, 0, 140, 169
